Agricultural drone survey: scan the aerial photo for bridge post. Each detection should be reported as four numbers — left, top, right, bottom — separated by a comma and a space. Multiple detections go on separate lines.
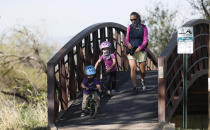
47, 63, 56, 127
158, 56, 166, 122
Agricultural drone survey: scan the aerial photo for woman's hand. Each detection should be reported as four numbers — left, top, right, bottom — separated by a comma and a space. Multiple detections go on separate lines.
135, 47, 141, 53
127, 43, 132, 49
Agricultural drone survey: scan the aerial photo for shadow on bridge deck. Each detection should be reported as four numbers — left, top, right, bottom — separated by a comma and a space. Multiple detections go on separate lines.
56, 71, 158, 128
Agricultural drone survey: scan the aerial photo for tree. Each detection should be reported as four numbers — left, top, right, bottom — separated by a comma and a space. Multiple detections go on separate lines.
145, 4, 177, 56
187, 0, 210, 19
0, 26, 55, 103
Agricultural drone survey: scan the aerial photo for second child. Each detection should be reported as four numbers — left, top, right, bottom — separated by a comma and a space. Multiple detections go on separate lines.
95, 41, 117, 96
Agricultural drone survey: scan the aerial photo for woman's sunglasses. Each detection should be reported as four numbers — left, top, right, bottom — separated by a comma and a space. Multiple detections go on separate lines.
130, 19, 136, 21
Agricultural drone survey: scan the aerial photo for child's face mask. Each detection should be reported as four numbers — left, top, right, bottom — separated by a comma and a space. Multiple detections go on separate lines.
103, 50, 110, 55
87, 75, 94, 83
103, 50, 111, 59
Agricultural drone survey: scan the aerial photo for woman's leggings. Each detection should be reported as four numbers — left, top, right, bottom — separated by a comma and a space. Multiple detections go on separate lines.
105, 71, 116, 90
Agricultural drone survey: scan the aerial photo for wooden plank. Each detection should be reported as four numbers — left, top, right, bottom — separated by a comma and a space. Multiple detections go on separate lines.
69, 51, 77, 100
191, 50, 196, 75
59, 60, 68, 110
201, 35, 206, 69
93, 31, 100, 78
194, 27, 200, 73
116, 29, 122, 71
204, 36, 209, 69
100, 28, 106, 42
108, 27, 114, 43
169, 81, 175, 106
76, 42, 84, 92
197, 32, 204, 71
108, 27, 115, 53
122, 32, 129, 71
115, 32, 121, 71
100, 28, 106, 74
174, 60, 179, 86
85, 35, 92, 65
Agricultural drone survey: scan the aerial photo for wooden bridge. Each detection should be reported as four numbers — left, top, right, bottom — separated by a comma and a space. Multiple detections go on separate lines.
47, 19, 210, 129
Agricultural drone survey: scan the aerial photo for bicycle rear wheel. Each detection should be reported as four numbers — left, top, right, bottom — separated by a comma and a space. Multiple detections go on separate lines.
90, 102, 98, 118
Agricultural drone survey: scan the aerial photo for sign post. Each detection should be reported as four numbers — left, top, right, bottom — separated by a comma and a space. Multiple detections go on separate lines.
177, 27, 194, 129
208, 24, 210, 130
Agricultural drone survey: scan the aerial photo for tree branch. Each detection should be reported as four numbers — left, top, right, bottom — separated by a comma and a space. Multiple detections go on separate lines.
201, 0, 210, 18
0, 90, 29, 103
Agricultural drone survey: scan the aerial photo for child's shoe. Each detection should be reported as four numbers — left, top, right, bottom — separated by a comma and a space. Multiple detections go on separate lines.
107, 90, 112, 97
81, 110, 86, 117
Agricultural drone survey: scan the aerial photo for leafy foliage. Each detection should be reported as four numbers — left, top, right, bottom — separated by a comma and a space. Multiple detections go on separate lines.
144, 4, 177, 56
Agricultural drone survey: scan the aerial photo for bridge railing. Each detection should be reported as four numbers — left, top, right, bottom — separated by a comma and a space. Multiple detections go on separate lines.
158, 19, 210, 122
47, 22, 157, 127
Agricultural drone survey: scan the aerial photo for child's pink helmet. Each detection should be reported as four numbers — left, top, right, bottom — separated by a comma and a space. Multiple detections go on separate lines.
100, 41, 111, 50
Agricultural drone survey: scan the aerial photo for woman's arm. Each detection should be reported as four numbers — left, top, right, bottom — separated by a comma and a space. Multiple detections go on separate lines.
138, 26, 148, 50
126, 26, 130, 46
126, 26, 132, 49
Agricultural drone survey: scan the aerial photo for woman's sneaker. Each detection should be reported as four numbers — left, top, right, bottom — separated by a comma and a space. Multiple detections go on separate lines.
141, 80, 146, 91
133, 87, 139, 94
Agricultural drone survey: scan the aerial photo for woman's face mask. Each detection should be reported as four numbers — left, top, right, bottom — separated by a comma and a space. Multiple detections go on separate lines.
130, 15, 139, 27
131, 20, 137, 24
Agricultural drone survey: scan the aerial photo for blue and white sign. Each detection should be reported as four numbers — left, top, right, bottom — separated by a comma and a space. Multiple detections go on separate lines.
177, 27, 194, 54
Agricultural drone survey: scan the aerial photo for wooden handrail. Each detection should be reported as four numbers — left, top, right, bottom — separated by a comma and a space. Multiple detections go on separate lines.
48, 23, 126, 65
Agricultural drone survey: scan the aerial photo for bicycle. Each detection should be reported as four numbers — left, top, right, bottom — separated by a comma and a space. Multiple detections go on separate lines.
85, 87, 100, 118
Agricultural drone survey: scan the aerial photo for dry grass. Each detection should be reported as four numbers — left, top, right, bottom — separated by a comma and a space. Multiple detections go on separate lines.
0, 93, 48, 129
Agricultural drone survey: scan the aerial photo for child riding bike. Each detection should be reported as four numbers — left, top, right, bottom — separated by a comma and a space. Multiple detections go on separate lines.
81, 65, 102, 117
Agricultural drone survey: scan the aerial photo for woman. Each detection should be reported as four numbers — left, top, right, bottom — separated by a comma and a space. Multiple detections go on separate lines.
125, 12, 148, 92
